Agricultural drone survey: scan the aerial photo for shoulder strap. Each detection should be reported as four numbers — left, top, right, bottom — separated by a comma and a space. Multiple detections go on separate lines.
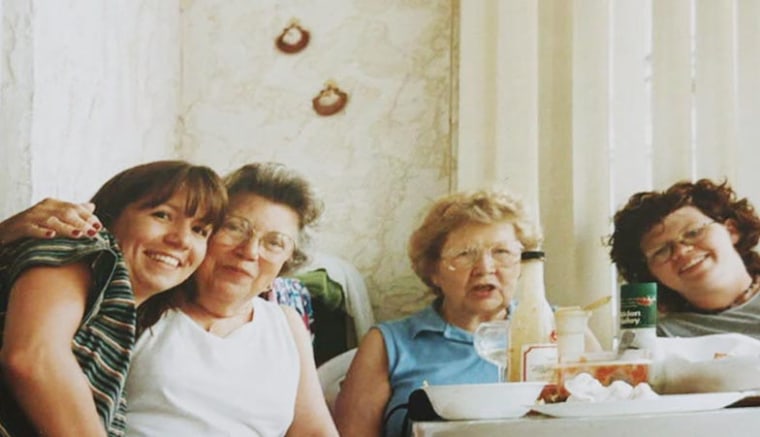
382, 401, 409, 437
383, 388, 443, 436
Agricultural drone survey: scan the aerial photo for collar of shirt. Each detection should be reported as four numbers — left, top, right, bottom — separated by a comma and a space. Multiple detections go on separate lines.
409, 303, 473, 344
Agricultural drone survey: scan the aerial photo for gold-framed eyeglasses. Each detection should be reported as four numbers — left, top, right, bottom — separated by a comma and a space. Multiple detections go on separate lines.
442, 242, 524, 271
643, 221, 716, 265
214, 215, 296, 261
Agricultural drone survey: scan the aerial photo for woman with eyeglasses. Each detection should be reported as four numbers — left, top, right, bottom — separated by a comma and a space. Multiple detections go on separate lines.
124, 162, 337, 436
608, 178, 760, 339
1, 163, 338, 435
334, 189, 542, 437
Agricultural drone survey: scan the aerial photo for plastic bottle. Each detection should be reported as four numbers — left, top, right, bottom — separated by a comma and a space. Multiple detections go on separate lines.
507, 250, 557, 382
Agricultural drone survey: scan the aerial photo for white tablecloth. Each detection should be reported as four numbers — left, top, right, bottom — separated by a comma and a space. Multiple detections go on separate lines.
413, 407, 760, 437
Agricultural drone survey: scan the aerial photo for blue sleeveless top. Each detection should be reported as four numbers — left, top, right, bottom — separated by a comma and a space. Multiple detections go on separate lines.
376, 303, 498, 437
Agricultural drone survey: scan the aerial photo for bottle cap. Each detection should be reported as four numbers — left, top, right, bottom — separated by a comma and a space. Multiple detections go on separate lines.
521, 250, 545, 261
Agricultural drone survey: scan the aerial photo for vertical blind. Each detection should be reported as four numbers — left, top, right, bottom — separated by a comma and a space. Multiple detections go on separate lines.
457, 0, 760, 345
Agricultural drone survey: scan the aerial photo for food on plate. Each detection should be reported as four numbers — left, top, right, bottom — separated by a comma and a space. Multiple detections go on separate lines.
558, 357, 650, 386
537, 384, 562, 404
564, 373, 659, 403
549, 355, 651, 401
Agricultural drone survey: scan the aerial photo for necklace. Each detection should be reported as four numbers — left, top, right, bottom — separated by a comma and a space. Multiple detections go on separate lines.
188, 300, 253, 322
731, 276, 760, 308
707, 276, 760, 313
186, 300, 254, 336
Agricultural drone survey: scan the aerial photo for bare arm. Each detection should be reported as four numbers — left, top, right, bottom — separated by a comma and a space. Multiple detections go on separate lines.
334, 328, 392, 437
282, 306, 338, 437
0, 263, 107, 437
0, 198, 101, 245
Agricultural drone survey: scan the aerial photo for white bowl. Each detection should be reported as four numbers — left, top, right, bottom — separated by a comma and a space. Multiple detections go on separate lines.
422, 382, 545, 420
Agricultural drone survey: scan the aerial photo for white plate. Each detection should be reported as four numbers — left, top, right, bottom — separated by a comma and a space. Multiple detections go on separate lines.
423, 382, 546, 420
530, 391, 746, 418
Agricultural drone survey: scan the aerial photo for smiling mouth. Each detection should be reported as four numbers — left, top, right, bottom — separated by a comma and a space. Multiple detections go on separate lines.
223, 266, 253, 278
146, 252, 181, 268
679, 254, 708, 274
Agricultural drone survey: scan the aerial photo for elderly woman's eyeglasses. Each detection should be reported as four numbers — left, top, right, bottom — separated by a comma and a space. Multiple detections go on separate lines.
442, 242, 524, 271
643, 221, 715, 265
214, 215, 296, 261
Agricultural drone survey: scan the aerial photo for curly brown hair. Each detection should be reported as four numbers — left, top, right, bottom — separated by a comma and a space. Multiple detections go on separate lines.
608, 178, 760, 312
408, 189, 542, 298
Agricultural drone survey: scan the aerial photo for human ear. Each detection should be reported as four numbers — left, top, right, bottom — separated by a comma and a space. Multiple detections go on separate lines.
430, 271, 441, 288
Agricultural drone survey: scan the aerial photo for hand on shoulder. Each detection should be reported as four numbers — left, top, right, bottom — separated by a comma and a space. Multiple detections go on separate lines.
0, 198, 101, 245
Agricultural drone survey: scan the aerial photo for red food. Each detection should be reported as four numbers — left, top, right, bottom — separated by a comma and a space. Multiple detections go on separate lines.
552, 361, 650, 402
538, 384, 563, 403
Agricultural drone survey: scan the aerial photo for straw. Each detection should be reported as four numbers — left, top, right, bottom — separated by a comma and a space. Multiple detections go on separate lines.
582, 295, 612, 312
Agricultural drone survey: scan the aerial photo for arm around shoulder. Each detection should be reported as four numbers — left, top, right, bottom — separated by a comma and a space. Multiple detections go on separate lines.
334, 327, 392, 437
0, 198, 100, 245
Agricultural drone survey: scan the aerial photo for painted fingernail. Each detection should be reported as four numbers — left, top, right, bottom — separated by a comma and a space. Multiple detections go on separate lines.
87, 229, 97, 237
92, 223, 102, 230
72, 230, 82, 237
45, 230, 55, 238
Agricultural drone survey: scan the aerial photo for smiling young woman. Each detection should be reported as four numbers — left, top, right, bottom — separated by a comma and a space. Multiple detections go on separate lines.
608, 178, 760, 339
0, 160, 227, 437
0, 162, 335, 437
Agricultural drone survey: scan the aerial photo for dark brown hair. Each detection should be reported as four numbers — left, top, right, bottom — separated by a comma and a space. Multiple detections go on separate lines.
137, 162, 322, 334
608, 178, 760, 312
91, 160, 227, 231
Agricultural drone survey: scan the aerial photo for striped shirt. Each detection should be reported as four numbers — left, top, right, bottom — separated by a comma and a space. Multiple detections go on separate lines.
0, 232, 135, 437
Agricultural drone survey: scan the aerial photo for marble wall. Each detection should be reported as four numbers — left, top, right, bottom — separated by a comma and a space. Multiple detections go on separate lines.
180, 0, 455, 321
0, 0, 454, 322
0, 0, 181, 218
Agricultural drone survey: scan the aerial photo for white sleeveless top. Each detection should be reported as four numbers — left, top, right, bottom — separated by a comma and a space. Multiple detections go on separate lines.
125, 298, 300, 437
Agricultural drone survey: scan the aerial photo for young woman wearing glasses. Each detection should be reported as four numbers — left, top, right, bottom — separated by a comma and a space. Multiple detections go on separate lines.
608, 178, 760, 339
335, 189, 542, 437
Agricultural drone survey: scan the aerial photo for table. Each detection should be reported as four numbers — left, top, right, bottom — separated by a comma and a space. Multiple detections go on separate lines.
412, 406, 760, 436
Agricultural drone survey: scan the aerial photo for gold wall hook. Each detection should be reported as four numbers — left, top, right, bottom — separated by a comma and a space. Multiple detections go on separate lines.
312, 82, 349, 116
275, 19, 310, 54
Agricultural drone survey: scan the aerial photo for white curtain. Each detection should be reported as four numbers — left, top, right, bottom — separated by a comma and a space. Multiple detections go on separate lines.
457, 0, 760, 346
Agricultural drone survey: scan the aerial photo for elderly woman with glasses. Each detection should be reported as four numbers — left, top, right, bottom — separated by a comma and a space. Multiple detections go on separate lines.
335, 189, 541, 437
2, 163, 338, 436
124, 162, 337, 436
608, 178, 760, 340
